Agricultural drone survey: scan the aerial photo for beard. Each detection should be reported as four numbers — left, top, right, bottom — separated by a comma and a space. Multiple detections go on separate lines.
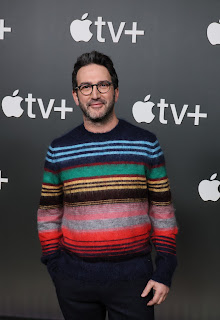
78, 92, 116, 123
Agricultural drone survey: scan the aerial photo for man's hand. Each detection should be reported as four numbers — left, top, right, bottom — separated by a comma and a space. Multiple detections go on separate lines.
141, 279, 169, 306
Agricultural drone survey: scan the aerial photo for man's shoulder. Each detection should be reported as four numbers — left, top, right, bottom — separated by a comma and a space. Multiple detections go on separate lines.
120, 119, 157, 143
49, 123, 83, 148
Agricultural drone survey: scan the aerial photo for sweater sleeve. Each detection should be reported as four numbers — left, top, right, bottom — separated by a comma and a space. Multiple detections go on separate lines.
146, 137, 178, 287
37, 144, 63, 265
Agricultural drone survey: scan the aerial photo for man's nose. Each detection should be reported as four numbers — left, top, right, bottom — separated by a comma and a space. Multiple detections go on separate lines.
91, 85, 101, 99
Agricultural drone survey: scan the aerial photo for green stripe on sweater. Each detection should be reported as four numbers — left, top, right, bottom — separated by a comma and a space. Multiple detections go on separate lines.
60, 164, 145, 181
146, 166, 167, 179
43, 171, 61, 185
43, 164, 167, 184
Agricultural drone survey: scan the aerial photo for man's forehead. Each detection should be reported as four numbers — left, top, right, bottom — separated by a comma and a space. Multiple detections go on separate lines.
77, 64, 111, 83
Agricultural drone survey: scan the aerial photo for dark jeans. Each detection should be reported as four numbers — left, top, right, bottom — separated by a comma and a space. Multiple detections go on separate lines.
47, 250, 154, 320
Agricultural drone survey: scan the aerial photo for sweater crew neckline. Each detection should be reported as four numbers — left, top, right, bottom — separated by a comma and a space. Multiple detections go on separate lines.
79, 119, 123, 136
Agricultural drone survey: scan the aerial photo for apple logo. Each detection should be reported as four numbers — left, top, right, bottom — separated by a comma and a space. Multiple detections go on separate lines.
1, 89, 24, 118
132, 94, 155, 123
207, 20, 220, 45
198, 173, 220, 202
70, 13, 93, 42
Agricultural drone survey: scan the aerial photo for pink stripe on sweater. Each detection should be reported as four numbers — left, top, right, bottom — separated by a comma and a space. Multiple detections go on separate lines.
63, 201, 148, 221
149, 204, 174, 219
37, 208, 63, 222
64, 209, 147, 221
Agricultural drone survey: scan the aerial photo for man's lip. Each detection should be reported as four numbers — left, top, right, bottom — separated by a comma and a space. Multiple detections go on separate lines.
89, 102, 104, 107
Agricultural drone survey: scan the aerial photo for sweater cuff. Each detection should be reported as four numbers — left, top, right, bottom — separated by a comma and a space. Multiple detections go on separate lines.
41, 249, 61, 265
151, 253, 177, 287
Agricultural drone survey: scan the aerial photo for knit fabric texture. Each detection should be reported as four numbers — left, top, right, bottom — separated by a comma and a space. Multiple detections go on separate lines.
37, 119, 178, 286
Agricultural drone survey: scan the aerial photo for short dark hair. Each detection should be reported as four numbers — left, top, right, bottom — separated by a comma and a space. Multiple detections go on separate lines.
72, 51, 118, 91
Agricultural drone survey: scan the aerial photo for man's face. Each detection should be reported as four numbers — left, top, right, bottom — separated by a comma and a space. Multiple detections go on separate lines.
72, 64, 119, 122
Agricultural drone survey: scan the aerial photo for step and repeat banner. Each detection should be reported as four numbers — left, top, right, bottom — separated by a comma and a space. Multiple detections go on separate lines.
1, 0, 220, 319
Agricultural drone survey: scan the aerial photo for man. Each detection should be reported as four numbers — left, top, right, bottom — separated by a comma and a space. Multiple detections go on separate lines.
37, 51, 178, 320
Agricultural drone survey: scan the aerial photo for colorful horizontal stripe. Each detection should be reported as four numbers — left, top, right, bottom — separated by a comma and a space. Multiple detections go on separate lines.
37, 119, 177, 284
49, 139, 160, 151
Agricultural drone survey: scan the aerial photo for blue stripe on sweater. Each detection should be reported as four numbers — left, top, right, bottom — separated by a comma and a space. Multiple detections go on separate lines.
46, 150, 164, 163
49, 140, 159, 152
47, 145, 161, 158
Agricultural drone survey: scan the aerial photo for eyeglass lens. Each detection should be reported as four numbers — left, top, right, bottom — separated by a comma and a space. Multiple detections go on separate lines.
80, 81, 111, 95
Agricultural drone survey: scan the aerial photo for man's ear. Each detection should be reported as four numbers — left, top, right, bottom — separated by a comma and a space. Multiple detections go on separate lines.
72, 90, 79, 106
114, 87, 119, 103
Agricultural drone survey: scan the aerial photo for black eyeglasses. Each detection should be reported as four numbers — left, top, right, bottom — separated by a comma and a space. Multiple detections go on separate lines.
75, 81, 113, 96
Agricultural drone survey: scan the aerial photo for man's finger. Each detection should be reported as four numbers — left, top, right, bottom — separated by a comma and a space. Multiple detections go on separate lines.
141, 280, 170, 306
141, 280, 154, 297
160, 292, 168, 304
155, 294, 166, 305
147, 290, 162, 306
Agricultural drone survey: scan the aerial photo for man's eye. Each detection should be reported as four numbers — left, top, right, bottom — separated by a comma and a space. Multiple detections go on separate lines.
81, 85, 91, 90
99, 82, 108, 87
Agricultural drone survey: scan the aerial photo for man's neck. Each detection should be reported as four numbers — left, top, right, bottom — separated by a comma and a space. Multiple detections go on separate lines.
83, 114, 119, 133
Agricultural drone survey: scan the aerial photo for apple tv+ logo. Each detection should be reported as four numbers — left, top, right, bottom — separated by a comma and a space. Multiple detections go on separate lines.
1, 90, 73, 120
132, 94, 208, 126
207, 19, 220, 45
70, 13, 144, 43
198, 173, 220, 202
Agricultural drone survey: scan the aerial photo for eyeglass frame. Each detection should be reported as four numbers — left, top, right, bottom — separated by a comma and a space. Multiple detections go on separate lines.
75, 81, 113, 96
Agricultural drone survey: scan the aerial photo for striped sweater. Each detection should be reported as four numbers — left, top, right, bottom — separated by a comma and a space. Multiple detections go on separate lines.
37, 119, 178, 286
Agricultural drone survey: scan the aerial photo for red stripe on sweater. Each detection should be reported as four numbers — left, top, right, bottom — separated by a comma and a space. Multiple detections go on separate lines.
62, 224, 151, 242
63, 233, 149, 247
38, 230, 63, 242
62, 239, 148, 254
151, 227, 178, 237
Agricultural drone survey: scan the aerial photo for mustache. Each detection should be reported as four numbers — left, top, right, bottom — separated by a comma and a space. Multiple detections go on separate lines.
87, 99, 106, 106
